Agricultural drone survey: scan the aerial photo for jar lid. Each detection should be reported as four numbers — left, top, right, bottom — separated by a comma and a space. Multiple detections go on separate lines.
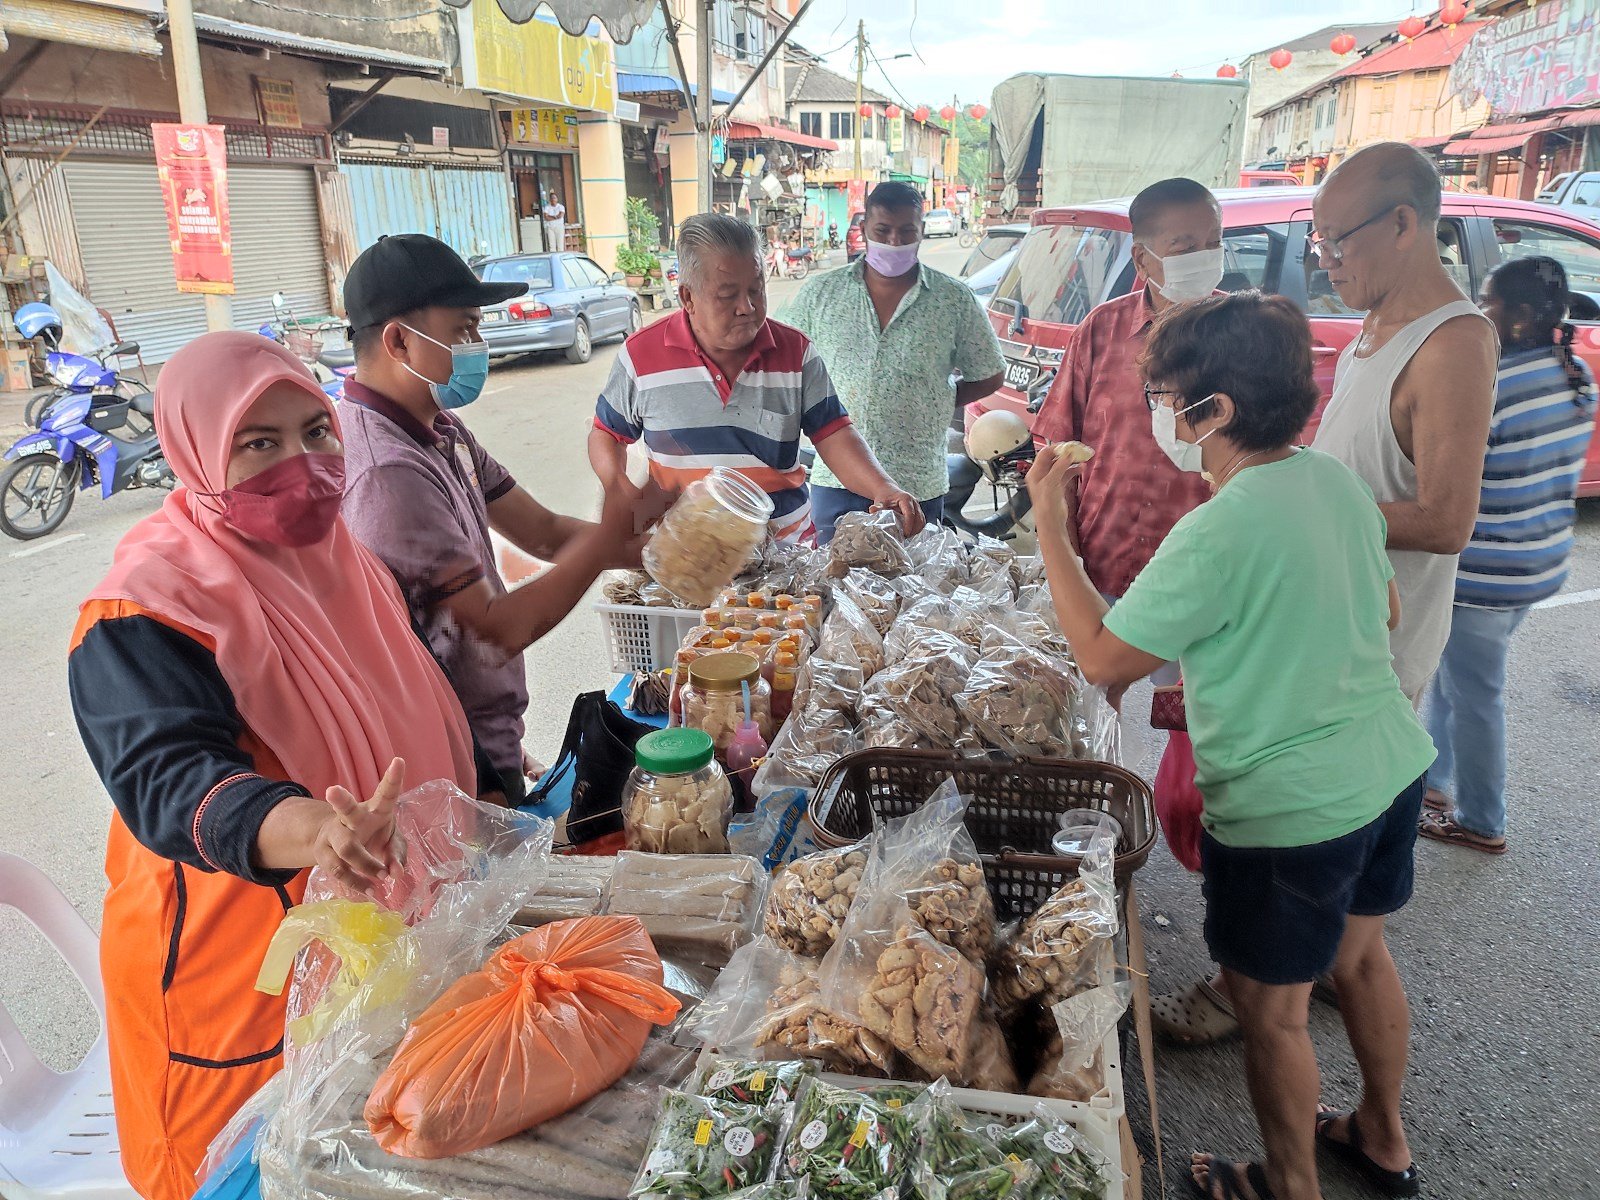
635, 727, 715, 774
688, 651, 761, 691
705, 466, 776, 524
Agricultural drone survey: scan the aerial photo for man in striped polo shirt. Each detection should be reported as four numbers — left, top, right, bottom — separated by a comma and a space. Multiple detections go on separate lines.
588, 212, 924, 544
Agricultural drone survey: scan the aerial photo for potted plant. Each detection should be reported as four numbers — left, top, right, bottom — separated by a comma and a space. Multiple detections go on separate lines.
616, 245, 655, 288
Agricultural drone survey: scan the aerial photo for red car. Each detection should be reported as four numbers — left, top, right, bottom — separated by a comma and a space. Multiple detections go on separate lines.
976, 186, 1600, 495
846, 211, 866, 263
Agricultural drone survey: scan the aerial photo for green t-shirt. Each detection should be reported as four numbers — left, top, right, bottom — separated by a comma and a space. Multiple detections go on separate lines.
1104, 449, 1436, 849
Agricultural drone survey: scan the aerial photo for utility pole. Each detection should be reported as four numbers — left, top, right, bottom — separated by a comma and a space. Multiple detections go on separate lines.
697, 0, 714, 214
167, 0, 230, 332
853, 20, 865, 181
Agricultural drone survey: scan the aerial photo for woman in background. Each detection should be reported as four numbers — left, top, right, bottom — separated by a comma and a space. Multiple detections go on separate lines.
1421, 255, 1596, 854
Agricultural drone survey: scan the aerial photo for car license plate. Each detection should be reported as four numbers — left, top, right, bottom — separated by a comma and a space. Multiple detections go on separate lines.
482, 311, 505, 324
1004, 360, 1039, 391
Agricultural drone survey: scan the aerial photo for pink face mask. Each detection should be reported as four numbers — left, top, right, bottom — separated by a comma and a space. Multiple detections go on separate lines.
215, 452, 346, 547
864, 238, 921, 277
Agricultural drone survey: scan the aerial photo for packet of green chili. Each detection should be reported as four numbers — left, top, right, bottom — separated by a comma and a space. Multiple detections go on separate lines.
696, 1057, 816, 1107
996, 1105, 1109, 1200
780, 1079, 910, 1200
905, 1080, 1008, 1200
632, 1089, 789, 1199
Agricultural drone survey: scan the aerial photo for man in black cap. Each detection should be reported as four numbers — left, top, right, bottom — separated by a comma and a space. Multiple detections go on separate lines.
340, 233, 646, 805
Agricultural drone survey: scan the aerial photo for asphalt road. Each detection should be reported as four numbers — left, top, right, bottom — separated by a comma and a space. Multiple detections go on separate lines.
2, 239, 1597, 1198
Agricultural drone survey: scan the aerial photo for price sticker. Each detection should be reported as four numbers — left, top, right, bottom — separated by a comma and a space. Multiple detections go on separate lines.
1043, 1130, 1073, 1154
694, 1119, 713, 1147
799, 1119, 828, 1150
849, 1119, 871, 1148
706, 1069, 735, 1092
750, 1070, 767, 1092
1007, 1153, 1023, 1165
724, 1127, 756, 1158
887, 1098, 903, 1110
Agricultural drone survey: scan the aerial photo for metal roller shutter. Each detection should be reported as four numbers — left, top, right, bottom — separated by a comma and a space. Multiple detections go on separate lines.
342, 160, 516, 261
63, 161, 331, 363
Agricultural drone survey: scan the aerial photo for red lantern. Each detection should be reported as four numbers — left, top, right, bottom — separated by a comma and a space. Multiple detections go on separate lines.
885, 104, 901, 118
1268, 48, 1293, 71
1439, 2, 1468, 25
1217, 63, 1239, 78
967, 104, 988, 120
858, 103, 873, 118
939, 104, 957, 122
1330, 32, 1357, 55
1398, 15, 1427, 39
913, 105, 930, 122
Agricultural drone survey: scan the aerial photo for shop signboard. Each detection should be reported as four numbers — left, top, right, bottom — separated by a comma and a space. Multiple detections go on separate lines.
888, 115, 904, 153
507, 107, 579, 148
1450, 0, 1600, 117
472, 6, 616, 114
152, 123, 233, 295
252, 77, 302, 129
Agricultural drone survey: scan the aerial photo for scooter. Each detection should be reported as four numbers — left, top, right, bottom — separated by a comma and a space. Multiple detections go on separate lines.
1, 377, 173, 541
766, 244, 812, 282
12, 302, 152, 429
942, 373, 1055, 543
259, 292, 353, 401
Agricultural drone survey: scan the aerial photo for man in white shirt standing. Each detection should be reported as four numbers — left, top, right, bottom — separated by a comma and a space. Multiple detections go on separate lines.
542, 192, 567, 253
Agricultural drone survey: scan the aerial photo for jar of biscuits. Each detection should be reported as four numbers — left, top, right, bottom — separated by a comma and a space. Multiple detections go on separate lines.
621, 728, 733, 854
641, 468, 774, 607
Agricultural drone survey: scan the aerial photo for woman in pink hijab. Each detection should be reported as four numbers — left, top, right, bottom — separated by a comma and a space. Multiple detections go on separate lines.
68, 332, 484, 1200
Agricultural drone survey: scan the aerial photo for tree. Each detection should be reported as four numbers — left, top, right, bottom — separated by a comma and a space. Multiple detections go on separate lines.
952, 110, 990, 191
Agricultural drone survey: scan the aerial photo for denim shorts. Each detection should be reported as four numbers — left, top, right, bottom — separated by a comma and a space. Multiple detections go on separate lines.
1200, 776, 1425, 986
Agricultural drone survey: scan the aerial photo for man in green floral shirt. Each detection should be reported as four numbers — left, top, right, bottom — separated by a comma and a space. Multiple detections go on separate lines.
781, 181, 1005, 543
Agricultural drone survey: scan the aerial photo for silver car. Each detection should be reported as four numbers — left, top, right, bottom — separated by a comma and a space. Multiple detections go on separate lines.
922, 208, 959, 238
474, 252, 643, 364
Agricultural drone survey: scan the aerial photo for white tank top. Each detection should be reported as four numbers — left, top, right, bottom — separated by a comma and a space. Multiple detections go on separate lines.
1312, 300, 1490, 701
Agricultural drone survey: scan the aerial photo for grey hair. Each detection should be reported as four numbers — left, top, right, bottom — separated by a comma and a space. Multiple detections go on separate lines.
678, 213, 763, 287
1338, 141, 1443, 226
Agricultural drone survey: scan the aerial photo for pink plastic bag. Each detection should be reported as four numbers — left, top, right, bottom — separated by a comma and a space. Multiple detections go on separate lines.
1153, 731, 1204, 872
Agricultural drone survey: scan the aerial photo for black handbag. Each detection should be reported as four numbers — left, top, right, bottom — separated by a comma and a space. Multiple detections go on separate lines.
529, 691, 654, 851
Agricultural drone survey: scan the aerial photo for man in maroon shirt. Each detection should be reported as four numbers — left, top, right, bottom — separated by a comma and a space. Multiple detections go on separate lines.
1032, 178, 1225, 621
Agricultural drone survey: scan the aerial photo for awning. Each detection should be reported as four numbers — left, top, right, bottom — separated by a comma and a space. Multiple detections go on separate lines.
618, 72, 736, 105
453, 0, 656, 42
725, 121, 838, 152
1443, 133, 1534, 156
1, 0, 161, 58
1558, 107, 1600, 129
1410, 134, 1455, 151
193, 14, 448, 74
1470, 117, 1562, 139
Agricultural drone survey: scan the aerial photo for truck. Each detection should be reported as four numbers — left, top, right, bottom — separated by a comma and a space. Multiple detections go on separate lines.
984, 73, 1250, 223
1534, 171, 1600, 224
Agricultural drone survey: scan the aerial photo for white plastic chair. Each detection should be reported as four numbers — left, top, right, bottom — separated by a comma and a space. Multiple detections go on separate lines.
0, 852, 136, 1199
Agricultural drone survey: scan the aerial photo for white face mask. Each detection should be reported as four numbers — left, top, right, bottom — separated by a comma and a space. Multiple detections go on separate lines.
1151, 394, 1218, 473
1146, 247, 1225, 303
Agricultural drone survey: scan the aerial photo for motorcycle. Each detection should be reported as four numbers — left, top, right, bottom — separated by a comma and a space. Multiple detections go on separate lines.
259, 291, 353, 401
12, 302, 152, 430
766, 243, 812, 282
942, 372, 1056, 543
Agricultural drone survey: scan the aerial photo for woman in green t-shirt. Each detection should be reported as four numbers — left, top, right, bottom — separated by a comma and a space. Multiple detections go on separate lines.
1029, 291, 1433, 1200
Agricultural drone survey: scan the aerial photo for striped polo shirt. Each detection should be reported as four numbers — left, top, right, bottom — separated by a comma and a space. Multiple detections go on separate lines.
1457, 346, 1596, 609
594, 310, 851, 542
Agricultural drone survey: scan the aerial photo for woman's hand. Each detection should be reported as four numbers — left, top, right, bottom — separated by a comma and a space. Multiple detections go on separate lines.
1026, 444, 1088, 527
312, 757, 405, 896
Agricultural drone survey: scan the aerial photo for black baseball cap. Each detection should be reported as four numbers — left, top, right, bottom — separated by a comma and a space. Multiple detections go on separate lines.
343, 233, 527, 331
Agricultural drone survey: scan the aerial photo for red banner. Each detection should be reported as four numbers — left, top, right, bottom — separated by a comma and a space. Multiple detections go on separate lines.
846, 178, 867, 216
153, 123, 234, 295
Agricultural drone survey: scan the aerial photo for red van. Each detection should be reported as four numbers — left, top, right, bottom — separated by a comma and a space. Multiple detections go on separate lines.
977, 186, 1600, 495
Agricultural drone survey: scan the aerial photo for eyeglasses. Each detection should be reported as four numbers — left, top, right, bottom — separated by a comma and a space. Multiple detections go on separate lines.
1307, 205, 1399, 265
1143, 384, 1180, 411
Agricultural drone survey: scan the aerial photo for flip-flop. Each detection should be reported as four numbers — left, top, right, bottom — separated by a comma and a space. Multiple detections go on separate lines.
1189, 1154, 1276, 1200
1152, 978, 1239, 1045
1315, 1108, 1420, 1197
1418, 810, 1507, 855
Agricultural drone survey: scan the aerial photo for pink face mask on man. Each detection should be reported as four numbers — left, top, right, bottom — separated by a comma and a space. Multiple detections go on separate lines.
865, 238, 921, 277
213, 452, 346, 547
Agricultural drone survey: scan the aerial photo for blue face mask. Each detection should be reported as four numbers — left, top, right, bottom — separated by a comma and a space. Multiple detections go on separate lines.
398, 324, 490, 410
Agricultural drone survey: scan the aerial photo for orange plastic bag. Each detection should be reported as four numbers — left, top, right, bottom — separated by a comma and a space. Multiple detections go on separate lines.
364, 914, 682, 1158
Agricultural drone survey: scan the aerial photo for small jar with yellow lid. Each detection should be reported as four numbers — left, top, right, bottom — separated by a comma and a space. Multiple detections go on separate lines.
681, 651, 773, 756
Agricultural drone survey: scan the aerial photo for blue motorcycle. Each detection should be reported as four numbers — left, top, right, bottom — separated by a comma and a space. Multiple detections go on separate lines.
1, 303, 173, 540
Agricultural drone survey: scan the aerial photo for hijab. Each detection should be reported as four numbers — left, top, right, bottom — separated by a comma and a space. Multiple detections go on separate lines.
86, 331, 476, 803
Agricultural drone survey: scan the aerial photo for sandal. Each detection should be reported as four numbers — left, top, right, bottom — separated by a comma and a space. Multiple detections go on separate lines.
1152, 978, 1239, 1045
1189, 1154, 1275, 1200
1315, 1108, 1420, 1197
1422, 787, 1451, 813
1418, 810, 1506, 855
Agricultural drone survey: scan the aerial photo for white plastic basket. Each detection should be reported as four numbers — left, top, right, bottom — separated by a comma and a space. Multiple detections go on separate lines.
595, 600, 703, 675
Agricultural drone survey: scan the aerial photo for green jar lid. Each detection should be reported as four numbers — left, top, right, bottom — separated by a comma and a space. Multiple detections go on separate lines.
635, 727, 715, 774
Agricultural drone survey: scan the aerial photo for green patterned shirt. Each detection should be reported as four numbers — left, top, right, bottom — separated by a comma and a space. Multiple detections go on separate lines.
780, 259, 1005, 501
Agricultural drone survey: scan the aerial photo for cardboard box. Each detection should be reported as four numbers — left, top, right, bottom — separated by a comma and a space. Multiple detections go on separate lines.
2, 348, 33, 393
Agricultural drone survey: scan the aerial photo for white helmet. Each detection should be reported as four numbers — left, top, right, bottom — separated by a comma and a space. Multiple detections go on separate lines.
966, 409, 1036, 482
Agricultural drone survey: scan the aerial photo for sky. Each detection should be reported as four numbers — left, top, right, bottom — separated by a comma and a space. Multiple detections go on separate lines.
794, 0, 1428, 108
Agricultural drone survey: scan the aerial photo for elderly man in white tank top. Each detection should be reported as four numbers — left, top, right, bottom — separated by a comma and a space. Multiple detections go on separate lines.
1310, 142, 1498, 703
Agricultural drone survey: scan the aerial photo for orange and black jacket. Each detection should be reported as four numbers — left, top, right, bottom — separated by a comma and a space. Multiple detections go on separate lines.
69, 599, 495, 1200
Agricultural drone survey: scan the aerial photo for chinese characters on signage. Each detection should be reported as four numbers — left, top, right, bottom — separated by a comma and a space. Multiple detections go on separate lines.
252, 77, 302, 129
508, 107, 579, 148
152, 123, 233, 295
1450, 0, 1600, 117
